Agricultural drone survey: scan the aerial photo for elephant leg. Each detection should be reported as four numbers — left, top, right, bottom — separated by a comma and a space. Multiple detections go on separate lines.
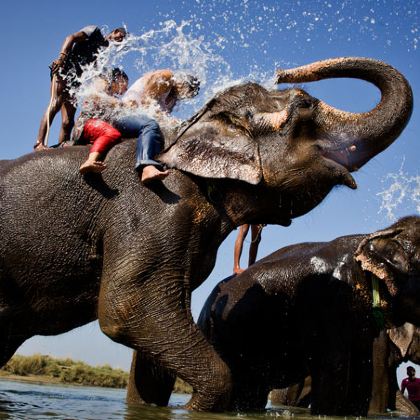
368, 330, 390, 414
0, 320, 28, 367
388, 370, 399, 411
310, 352, 353, 415
311, 343, 372, 416
310, 349, 345, 414
232, 388, 268, 411
98, 271, 232, 411
230, 376, 269, 411
126, 350, 176, 406
346, 346, 373, 415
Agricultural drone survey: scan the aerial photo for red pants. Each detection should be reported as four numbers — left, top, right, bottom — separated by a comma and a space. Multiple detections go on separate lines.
83, 119, 121, 154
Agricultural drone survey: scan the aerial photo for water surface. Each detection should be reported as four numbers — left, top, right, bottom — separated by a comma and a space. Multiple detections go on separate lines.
0, 379, 409, 420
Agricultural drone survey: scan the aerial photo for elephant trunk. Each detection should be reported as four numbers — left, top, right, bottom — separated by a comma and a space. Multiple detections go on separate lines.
276, 57, 413, 171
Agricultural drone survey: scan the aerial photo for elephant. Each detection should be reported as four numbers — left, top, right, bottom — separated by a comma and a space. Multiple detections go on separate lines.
270, 324, 420, 415
197, 216, 420, 415
0, 57, 413, 412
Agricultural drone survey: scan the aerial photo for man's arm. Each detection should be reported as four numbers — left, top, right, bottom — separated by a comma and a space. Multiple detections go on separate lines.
60, 31, 89, 55
50, 29, 91, 74
141, 69, 174, 102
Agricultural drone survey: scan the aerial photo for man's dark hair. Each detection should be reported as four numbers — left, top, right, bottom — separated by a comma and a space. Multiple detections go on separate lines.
100, 67, 128, 84
407, 366, 416, 373
110, 67, 128, 82
112, 27, 127, 36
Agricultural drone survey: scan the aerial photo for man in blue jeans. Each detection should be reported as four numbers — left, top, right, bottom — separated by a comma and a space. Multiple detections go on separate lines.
117, 70, 200, 184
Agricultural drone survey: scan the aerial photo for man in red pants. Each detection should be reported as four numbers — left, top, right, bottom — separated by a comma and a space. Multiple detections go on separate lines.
76, 68, 128, 174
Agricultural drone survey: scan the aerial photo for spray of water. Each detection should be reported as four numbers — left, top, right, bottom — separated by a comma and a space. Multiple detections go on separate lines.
62, 19, 282, 128
377, 163, 420, 221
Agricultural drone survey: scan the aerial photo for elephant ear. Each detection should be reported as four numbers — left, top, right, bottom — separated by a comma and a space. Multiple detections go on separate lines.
354, 227, 406, 296
159, 119, 262, 185
388, 323, 415, 358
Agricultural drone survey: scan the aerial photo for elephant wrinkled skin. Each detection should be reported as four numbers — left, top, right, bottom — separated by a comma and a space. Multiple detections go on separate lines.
198, 217, 420, 415
0, 57, 413, 411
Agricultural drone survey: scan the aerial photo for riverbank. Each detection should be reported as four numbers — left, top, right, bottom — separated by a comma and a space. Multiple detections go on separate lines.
0, 354, 191, 393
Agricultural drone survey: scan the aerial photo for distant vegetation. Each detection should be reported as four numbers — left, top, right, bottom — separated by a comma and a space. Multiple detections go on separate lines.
0, 354, 129, 388
0, 354, 192, 393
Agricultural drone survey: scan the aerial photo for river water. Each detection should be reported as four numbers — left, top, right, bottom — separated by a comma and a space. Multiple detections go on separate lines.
0, 379, 411, 420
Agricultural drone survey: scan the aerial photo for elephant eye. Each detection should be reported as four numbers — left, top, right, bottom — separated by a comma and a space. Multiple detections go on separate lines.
383, 240, 409, 273
300, 99, 312, 108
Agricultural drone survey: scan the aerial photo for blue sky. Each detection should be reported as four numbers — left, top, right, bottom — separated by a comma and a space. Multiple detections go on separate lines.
1, 0, 419, 384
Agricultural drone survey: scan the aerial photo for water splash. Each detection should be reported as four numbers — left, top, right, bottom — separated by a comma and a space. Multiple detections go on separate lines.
377, 165, 420, 221
59, 0, 419, 122
59, 19, 284, 134
159, 0, 419, 60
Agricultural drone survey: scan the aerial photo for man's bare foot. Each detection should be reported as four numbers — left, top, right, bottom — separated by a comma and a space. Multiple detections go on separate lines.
233, 267, 245, 275
141, 165, 169, 184
34, 142, 49, 151
79, 160, 107, 174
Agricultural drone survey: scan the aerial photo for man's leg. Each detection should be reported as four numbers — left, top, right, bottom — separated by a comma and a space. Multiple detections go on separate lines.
79, 119, 121, 174
134, 117, 169, 183
59, 100, 77, 144
35, 78, 65, 149
248, 224, 263, 266
233, 224, 250, 274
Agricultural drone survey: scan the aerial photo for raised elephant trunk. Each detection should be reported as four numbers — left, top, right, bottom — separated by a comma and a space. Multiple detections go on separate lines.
276, 57, 413, 171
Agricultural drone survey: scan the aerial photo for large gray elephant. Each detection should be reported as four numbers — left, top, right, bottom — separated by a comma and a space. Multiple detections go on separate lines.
197, 217, 420, 415
0, 57, 413, 411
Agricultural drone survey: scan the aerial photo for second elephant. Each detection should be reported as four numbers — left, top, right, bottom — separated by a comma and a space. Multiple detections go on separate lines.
198, 216, 420, 416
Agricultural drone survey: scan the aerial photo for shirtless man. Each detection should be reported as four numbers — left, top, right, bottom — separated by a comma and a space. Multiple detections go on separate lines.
115, 69, 200, 183
35, 25, 127, 150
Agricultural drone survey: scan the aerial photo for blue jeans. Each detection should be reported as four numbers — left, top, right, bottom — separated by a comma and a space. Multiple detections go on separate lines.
114, 115, 164, 171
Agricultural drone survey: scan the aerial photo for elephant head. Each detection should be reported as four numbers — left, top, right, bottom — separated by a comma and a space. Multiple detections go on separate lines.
160, 57, 413, 226
355, 216, 420, 325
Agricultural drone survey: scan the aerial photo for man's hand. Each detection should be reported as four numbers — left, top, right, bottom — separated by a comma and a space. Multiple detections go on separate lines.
50, 53, 67, 75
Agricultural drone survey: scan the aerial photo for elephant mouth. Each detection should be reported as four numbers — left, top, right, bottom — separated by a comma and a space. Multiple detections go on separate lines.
323, 147, 354, 169
319, 152, 358, 190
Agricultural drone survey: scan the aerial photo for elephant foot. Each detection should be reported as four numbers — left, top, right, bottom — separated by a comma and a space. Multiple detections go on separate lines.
185, 391, 231, 412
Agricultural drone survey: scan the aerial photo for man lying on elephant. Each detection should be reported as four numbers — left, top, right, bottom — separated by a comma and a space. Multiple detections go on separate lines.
76, 69, 200, 183
117, 69, 200, 183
